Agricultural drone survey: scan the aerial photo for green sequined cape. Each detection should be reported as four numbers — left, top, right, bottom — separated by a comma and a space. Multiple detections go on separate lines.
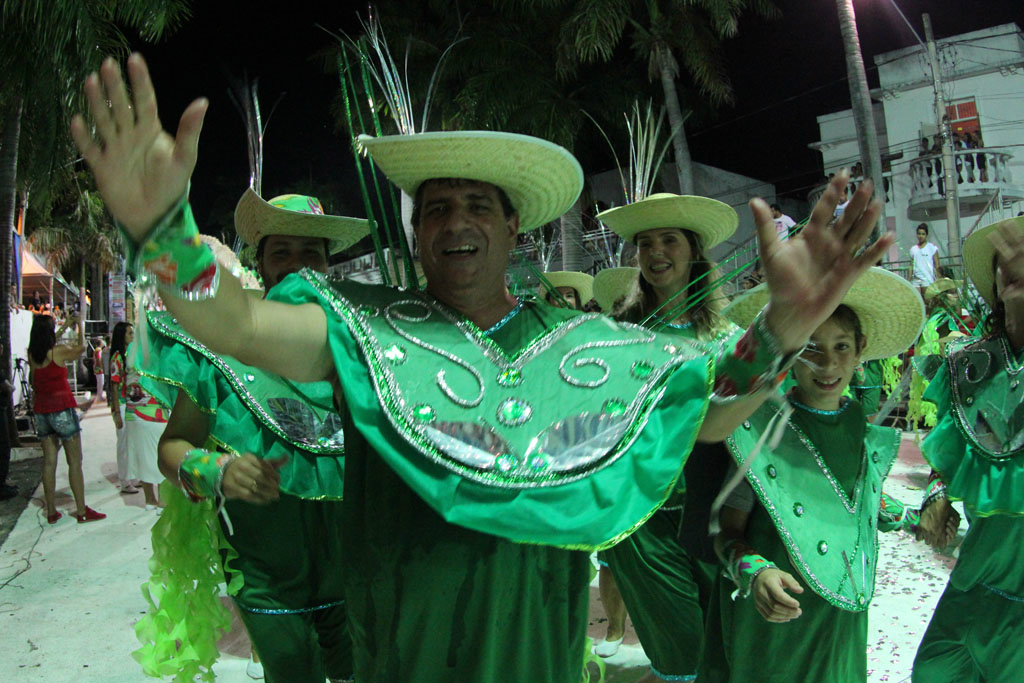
922, 334, 1024, 522
270, 270, 715, 550
138, 310, 345, 500
726, 400, 901, 611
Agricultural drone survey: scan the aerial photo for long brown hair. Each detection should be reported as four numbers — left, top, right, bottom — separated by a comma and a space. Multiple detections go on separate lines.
612, 229, 730, 340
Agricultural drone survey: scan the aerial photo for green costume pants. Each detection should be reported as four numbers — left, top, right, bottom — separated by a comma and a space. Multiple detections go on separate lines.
913, 582, 1024, 683
221, 494, 351, 683
604, 507, 716, 679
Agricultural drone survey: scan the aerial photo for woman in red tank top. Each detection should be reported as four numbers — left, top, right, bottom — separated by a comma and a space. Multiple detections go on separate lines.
28, 314, 105, 524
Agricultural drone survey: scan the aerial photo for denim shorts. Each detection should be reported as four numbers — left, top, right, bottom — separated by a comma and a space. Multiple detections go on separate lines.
35, 407, 82, 441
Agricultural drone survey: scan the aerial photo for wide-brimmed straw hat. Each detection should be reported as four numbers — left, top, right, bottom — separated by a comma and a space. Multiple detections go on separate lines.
537, 271, 594, 306
357, 131, 583, 232
962, 216, 1024, 308
593, 267, 640, 314
596, 193, 738, 249
723, 267, 925, 361
923, 277, 959, 302
234, 188, 370, 255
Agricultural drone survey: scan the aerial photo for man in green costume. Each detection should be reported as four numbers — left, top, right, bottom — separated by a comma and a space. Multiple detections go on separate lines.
140, 190, 367, 682
72, 54, 892, 683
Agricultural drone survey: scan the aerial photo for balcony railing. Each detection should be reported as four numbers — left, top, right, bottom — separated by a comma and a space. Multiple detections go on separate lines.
907, 147, 1024, 221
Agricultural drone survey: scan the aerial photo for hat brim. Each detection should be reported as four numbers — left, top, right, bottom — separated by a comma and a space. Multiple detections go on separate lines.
233, 188, 370, 255
357, 131, 583, 232
538, 271, 594, 305
593, 267, 640, 314
963, 216, 1024, 308
596, 195, 738, 249
723, 268, 925, 361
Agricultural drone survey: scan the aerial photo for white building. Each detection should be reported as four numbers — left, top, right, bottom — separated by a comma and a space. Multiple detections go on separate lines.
810, 23, 1024, 266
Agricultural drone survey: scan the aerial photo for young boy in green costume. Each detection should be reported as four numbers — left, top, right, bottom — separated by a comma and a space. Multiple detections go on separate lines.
699, 268, 926, 683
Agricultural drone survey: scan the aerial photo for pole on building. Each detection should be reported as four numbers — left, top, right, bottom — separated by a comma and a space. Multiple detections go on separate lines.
835, 0, 887, 243
923, 14, 961, 261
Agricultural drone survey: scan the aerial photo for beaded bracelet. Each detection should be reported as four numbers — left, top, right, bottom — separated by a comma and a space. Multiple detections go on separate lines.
122, 194, 220, 301
178, 448, 237, 503
711, 309, 804, 403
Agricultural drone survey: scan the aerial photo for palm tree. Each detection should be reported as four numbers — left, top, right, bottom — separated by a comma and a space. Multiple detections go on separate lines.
563, 0, 779, 194
26, 172, 122, 326
0, 1, 191, 413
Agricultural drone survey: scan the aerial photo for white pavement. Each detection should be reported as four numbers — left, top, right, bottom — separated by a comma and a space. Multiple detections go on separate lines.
0, 401, 963, 683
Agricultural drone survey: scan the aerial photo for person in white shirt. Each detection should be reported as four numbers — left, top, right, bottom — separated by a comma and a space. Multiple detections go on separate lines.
771, 204, 796, 241
909, 223, 941, 294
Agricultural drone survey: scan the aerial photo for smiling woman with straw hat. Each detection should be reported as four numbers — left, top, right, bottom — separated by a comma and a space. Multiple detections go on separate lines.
702, 267, 926, 683
912, 215, 1024, 683
595, 192, 741, 682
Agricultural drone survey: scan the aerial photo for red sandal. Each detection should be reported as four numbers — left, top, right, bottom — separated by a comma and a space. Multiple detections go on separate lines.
75, 507, 106, 523
47, 511, 62, 524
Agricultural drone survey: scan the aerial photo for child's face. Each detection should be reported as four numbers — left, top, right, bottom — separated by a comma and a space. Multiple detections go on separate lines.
792, 317, 865, 411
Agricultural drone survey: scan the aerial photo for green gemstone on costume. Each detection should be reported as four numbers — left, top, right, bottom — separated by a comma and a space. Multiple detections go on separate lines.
871, 452, 879, 463
794, 502, 805, 517
497, 368, 523, 387
817, 541, 829, 555
965, 396, 974, 405
384, 344, 407, 364
767, 464, 777, 479
413, 404, 436, 423
663, 344, 678, 354
358, 305, 379, 317
631, 361, 654, 380
529, 453, 550, 471
245, 373, 256, 382
495, 453, 517, 472
498, 398, 532, 426
603, 398, 628, 416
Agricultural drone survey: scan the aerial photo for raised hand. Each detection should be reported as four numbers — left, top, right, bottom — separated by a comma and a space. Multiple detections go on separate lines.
70, 54, 208, 238
754, 172, 894, 351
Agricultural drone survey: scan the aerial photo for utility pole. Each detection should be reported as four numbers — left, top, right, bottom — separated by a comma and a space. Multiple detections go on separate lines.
835, 0, 887, 242
923, 14, 961, 260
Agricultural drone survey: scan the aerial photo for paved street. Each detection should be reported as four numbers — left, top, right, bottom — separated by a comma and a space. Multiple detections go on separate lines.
0, 400, 959, 682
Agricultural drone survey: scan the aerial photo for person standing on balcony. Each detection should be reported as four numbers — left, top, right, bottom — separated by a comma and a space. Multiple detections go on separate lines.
771, 204, 796, 242
910, 224, 941, 295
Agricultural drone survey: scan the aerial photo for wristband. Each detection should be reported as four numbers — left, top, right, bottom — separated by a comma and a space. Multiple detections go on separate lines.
178, 448, 236, 503
711, 309, 803, 403
878, 492, 921, 532
722, 538, 777, 599
921, 474, 947, 510
126, 193, 220, 301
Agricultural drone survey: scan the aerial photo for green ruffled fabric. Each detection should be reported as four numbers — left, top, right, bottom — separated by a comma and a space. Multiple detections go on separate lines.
133, 482, 241, 681
270, 272, 714, 551
138, 312, 345, 500
922, 363, 1024, 516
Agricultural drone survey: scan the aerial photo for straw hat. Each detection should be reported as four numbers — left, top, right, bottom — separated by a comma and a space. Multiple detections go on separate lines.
962, 216, 1024, 308
593, 267, 640, 314
923, 277, 958, 302
357, 131, 583, 232
537, 271, 594, 306
596, 193, 738, 248
234, 188, 370, 255
722, 267, 925, 361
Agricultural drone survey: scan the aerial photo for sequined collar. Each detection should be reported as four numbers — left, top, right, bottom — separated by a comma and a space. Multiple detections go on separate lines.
483, 297, 525, 337
788, 395, 851, 416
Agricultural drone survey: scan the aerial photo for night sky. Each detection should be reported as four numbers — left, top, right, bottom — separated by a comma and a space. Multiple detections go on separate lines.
130, 1, 1024, 233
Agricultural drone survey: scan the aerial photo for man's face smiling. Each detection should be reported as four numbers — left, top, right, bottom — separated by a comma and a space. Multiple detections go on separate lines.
416, 179, 519, 297
259, 235, 328, 289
